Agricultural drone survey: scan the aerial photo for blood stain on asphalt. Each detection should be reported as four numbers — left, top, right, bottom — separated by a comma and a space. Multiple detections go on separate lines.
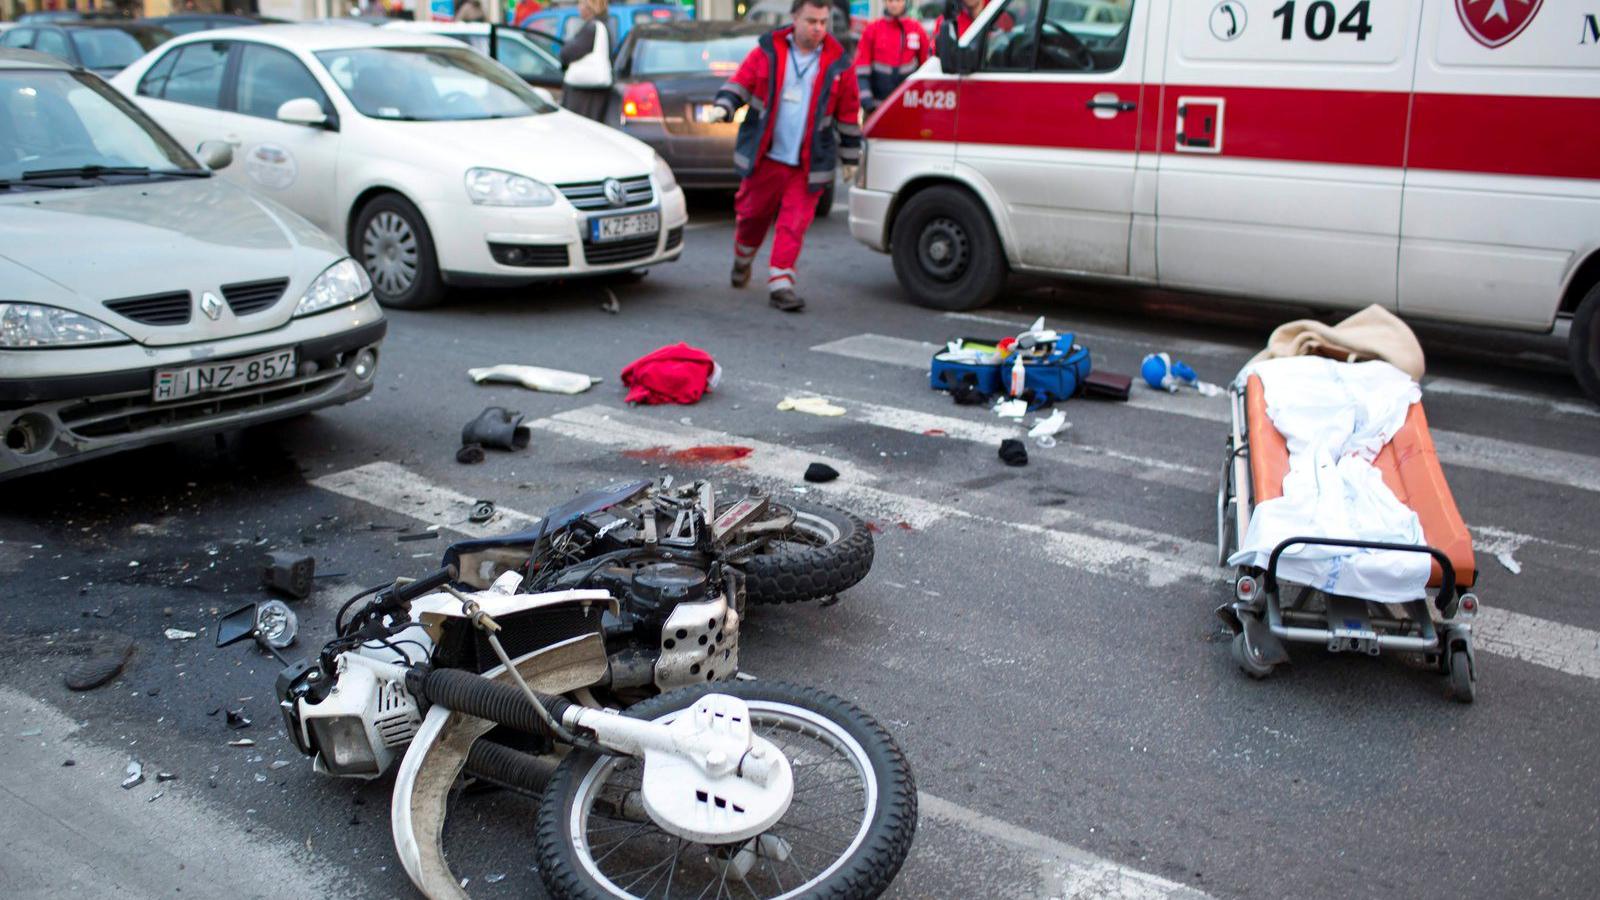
622, 446, 754, 464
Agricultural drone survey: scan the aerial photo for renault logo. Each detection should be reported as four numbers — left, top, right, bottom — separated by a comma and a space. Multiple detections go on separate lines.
201, 292, 223, 321
602, 178, 627, 208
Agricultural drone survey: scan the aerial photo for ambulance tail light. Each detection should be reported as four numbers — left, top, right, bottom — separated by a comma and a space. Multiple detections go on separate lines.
621, 83, 663, 123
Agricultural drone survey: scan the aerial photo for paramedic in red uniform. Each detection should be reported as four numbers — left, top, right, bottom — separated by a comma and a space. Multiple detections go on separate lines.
855, 0, 930, 114
935, 0, 1011, 37
709, 0, 862, 312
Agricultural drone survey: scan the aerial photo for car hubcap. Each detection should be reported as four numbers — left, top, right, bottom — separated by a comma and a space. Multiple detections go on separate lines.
919, 217, 969, 282
362, 211, 418, 297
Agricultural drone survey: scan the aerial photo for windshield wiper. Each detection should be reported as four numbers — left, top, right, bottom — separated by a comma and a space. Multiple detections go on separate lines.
151, 168, 211, 178
21, 165, 154, 180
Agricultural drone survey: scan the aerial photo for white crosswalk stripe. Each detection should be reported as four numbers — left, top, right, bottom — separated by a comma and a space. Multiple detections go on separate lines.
812, 334, 1600, 494
310, 461, 539, 538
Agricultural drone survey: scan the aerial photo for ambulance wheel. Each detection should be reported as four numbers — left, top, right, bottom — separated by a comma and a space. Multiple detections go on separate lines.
891, 185, 1006, 311
1231, 632, 1274, 679
1569, 279, 1600, 404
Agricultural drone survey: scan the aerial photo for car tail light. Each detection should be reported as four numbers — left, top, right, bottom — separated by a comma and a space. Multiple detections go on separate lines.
622, 82, 663, 122
652, 8, 673, 17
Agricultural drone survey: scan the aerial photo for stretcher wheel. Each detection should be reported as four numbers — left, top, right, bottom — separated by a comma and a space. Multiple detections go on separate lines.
1447, 649, 1475, 704
1231, 632, 1274, 680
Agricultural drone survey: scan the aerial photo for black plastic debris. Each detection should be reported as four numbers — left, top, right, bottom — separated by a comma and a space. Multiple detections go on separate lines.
456, 443, 487, 465
64, 633, 134, 692
462, 406, 531, 451
804, 463, 840, 484
397, 531, 440, 543
226, 708, 252, 729
998, 439, 1029, 467
469, 500, 496, 524
262, 551, 315, 600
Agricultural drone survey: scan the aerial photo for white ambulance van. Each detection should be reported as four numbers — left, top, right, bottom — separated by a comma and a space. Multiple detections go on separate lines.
847, 0, 1600, 398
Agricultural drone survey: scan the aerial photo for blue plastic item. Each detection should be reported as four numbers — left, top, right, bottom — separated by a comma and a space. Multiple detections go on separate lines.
1140, 352, 1197, 392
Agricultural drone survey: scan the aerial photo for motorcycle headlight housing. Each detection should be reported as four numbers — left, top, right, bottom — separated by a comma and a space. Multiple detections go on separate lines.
294, 258, 371, 318
308, 715, 380, 777
465, 167, 558, 206
1, 302, 130, 348
652, 154, 678, 193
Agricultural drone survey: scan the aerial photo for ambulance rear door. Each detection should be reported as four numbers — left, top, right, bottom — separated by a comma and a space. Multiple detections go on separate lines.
956, 0, 1152, 276
1154, 0, 1423, 309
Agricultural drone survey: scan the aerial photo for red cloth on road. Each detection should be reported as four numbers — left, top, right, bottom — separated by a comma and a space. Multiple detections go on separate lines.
621, 343, 720, 405
734, 159, 818, 293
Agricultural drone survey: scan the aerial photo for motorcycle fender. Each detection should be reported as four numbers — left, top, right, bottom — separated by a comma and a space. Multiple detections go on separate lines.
391, 631, 610, 900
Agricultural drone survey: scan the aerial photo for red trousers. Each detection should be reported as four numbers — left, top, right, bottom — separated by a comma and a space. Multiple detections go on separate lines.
733, 159, 818, 294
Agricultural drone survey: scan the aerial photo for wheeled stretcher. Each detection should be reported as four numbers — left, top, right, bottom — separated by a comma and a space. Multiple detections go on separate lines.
1216, 373, 1482, 702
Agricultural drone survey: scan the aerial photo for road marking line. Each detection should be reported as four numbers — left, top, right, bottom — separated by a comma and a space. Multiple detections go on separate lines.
530, 405, 1222, 588
813, 334, 1600, 494
309, 462, 538, 538
1421, 376, 1599, 419
919, 793, 1214, 900
1476, 607, 1600, 681
744, 378, 1210, 489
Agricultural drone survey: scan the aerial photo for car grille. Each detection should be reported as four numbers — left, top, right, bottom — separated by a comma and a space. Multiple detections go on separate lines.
104, 291, 191, 326
665, 226, 683, 251
557, 175, 653, 211
583, 235, 659, 266
222, 278, 289, 316
489, 242, 571, 268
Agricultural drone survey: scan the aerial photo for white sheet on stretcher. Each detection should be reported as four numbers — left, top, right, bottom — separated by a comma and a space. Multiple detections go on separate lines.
1227, 357, 1432, 603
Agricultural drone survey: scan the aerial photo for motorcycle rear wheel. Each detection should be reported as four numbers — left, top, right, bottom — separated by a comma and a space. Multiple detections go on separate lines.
733, 500, 875, 605
535, 680, 917, 900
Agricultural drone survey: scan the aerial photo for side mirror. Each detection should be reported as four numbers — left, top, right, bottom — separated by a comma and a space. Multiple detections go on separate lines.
935, 0, 972, 75
194, 139, 233, 170
276, 97, 329, 128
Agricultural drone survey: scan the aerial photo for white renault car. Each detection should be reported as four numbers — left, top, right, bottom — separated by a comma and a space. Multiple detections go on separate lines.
112, 25, 688, 309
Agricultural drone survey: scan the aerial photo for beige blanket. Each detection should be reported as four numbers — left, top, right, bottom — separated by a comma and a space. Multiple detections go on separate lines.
1251, 304, 1425, 381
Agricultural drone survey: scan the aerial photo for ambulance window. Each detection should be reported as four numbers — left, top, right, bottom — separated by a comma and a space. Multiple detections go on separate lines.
977, 0, 1038, 72
1036, 0, 1131, 72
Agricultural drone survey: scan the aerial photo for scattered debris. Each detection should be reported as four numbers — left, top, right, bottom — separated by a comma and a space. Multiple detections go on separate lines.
262, 551, 315, 600
1496, 551, 1522, 575
148, 792, 164, 802
64, 633, 135, 691
226, 708, 252, 729
462, 406, 532, 451
469, 500, 496, 524
777, 396, 845, 417
254, 773, 269, 784
804, 463, 840, 484
157, 772, 177, 782
1028, 410, 1070, 448
164, 628, 198, 641
1083, 371, 1133, 402
228, 738, 256, 748
397, 531, 440, 543
1142, 352, 1216, 396
993, 399, 1027, 419
468, 364, 600, 395
19, 727, 42, 737
621, 343, 721, 405
269, 760, 293, 770
600, 288, 621, 315
456, 443, 487, 465
122, 760, 145, 789
485, 874, 507, 885
62, 759, 75, 767
998, 439, 1029, 467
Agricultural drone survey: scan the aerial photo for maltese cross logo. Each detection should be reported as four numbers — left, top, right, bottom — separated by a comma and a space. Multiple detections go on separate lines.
1456, 0, 1543, 48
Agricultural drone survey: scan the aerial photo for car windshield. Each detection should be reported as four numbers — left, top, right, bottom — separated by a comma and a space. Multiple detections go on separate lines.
316, 45, 556, 121
631, 34, 758, 77
0, 69, 201, 183
70, 27, 170, 71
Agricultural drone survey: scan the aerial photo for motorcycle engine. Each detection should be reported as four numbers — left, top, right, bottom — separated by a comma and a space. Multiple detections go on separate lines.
554, 558, 741, 693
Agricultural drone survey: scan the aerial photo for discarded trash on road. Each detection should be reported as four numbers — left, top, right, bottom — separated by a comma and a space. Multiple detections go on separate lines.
993, 399, 1027, 419
467, 364, 600, 395
163, 628, 198, 641
1028, 410, 1070, 447
456, 444, 486, 465
804, 462, 840, 483
778, 396, 846, 417
622, 342, 722, 405
121, 759, 144, 789
262, 551, 315, 600
998, 438, 1029, 467
462, 406, 531, 452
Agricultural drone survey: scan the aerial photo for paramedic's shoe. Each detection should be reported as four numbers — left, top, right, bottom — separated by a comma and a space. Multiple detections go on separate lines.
731, 258, 752, 289
769, 288, 805, 313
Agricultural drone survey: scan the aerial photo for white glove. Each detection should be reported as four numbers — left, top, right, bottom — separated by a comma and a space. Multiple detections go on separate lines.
840, 164, 858, 184
708, 104, 732, 123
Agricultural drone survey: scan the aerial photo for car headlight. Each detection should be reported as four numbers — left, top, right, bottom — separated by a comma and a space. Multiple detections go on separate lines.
465, 167, 557, 207
652, 154, 678, 193
295, 258, 372, 318
0, 302, 130, 348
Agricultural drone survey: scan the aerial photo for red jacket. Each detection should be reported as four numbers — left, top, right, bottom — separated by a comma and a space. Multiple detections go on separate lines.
853, 16, 930, 109
933, 2, 1011, 40
714, 26, 863, 191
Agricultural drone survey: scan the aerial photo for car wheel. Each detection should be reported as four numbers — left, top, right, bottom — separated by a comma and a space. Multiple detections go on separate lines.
353, 194, 443, 310
890, 184, 1007, 311
815, 181, 835, 218
1569, 279, 1600, 404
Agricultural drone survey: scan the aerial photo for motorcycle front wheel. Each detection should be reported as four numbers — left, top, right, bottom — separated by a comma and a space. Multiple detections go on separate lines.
535, 680, 917, 900
732, 500, 875, 605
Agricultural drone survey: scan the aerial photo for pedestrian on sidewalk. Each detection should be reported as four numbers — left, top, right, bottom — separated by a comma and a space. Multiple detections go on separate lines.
854, 0, 930, 114
709, 0, 862, 313
559, 0, 614, 121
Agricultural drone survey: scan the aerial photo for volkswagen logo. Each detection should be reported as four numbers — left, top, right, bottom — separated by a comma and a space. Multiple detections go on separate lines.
200, 292, 224, 321
602, 178, 627, 208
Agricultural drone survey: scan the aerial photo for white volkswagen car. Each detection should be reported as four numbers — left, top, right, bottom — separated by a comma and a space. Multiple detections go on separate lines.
112, 25, 688, 309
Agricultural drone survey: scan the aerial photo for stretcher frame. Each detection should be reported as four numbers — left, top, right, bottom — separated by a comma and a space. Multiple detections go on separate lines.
1216, 380, 1481, 703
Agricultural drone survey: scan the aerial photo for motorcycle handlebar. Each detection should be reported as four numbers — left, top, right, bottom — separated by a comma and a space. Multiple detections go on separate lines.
390, 566, 456, 606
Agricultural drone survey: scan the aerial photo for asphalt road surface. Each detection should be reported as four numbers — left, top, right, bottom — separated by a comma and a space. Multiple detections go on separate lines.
2, 193, 1596, 900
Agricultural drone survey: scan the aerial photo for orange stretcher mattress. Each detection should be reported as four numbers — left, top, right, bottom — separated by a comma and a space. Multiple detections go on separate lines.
1245, 374, 1476, 589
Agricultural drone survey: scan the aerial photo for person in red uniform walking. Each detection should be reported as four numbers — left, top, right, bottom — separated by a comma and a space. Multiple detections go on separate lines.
854, 0, 929, 114
934, 0, 1011, 39
709, 0, 862, 312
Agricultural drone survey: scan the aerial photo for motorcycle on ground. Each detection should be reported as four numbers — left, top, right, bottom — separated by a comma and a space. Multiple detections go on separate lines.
218, 479, 915, 899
